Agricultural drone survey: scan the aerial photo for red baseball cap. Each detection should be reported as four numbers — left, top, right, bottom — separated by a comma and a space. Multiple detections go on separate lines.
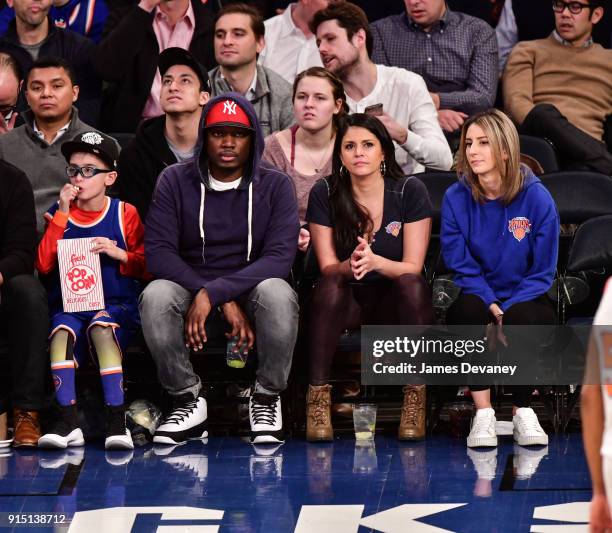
204, 98, 253, 130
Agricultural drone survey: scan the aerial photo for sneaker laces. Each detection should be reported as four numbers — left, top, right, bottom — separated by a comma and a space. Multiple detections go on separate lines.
516, 410, 542, 434
471, 411, 493, 435
15, 411, 38, 427
163, 397, 200, 425
251, 395, 278, 426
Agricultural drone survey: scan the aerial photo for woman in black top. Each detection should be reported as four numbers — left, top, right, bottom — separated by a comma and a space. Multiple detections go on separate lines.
305, 113, 435, 442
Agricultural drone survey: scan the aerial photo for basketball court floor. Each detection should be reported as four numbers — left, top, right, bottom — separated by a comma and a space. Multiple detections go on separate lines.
0, 430, 591, 532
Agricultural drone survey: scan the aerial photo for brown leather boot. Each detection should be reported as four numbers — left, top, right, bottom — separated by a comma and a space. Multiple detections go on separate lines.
13, 409, 41, 448
306, 384, 333, 442
398, 385, 426, 441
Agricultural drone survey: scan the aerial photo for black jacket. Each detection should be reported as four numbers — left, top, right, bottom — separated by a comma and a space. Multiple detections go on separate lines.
94, 1, 217, 133
116, 115, 177, 220
0, 160, 36, 282
0, 19, 101, 127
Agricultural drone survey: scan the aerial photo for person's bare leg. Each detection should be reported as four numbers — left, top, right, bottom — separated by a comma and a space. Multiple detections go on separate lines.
472, 389, 492, 410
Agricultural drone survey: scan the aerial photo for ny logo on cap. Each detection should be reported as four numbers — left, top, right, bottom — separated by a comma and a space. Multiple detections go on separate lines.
81, 132, 103, 145
223, 101, 237, 115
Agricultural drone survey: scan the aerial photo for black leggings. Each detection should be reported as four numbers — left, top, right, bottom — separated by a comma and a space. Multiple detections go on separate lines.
308, 272, 435, 385
446, 293, 556, 407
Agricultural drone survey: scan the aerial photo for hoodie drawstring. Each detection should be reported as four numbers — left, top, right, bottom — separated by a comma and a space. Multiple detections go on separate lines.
247, 182, 253, 262
199, 183, 206, 264
199, 181, 253, 263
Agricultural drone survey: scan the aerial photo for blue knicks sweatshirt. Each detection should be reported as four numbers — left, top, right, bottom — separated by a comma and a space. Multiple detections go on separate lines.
440, 169, 559, 311
145, 93, 300, 307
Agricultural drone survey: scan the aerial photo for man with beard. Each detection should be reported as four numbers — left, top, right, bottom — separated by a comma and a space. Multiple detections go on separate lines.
311, 1, 452, 174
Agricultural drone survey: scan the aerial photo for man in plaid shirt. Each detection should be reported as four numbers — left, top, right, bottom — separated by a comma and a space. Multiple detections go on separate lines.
371, 0, 498, 139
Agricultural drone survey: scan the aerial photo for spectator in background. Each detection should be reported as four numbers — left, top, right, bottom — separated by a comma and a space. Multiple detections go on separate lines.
312, 2, 452, 175
503, 0, 612, 175
263, 66, 347, 235
0, 56, 117, 235
371, 0, 498, 140
496, 0, 610, 74
0, 160, 49, 448
0, 0, 110, 44
0, 51, 22, 134
209, 3, 293, 138
306, 113, 435, 442
93, 0, 217, 133
0, 0, 101, 126
259, 0, 327, 84
117, 47, 210, 221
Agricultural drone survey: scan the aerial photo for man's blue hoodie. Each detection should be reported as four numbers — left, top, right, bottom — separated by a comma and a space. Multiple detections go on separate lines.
440, 168, 559, 311
145, 93, 300, 307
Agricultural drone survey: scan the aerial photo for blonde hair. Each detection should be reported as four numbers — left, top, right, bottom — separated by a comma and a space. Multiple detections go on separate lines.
457, 109, 523, 205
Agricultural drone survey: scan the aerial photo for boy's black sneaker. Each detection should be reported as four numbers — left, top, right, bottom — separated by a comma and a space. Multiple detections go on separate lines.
38, 404, 84, 449
153, 393, 208, 445
105, 404, 134, 450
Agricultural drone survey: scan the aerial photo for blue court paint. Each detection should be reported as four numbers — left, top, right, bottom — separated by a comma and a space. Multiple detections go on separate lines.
0, 434, 592, 532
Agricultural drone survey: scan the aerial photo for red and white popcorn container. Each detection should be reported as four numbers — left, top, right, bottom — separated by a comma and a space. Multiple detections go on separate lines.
58, 238, 105, 313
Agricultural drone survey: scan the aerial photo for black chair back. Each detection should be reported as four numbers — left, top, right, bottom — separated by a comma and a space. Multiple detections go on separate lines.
416, 171, 458, 234
540, 172, 612, 224
519, 135, 559, 174
567, 215, 612, 273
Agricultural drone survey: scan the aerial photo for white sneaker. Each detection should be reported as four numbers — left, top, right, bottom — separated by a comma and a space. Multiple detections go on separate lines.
39, 448, 85, 469
467, 447, 497, 480
249, 443, 283, 481
153, 394, 208, 445
513, 407, 548, 446
467, 408, 497, 448
105, 449, 134, 466
249, 393, 283, 444
513, 444, 548, 479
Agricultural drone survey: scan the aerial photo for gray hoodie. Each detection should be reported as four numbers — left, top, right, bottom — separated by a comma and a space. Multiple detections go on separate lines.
209, 64, 295, 138
0, 107, 117, 235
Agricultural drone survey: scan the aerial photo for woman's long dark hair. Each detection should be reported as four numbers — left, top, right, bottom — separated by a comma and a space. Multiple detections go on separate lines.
329, 113, 404, 259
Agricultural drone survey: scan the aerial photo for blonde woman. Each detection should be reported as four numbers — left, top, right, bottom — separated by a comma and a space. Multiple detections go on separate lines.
263, 67, 348, 251
441, 109, 559, 449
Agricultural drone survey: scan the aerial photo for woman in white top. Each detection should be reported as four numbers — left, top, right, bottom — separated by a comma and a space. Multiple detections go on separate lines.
263, 66, 348, 251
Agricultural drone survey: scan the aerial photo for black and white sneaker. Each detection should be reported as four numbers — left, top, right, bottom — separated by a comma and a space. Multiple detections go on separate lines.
153, 393, 208, 445
38, 405, 84, 449
105, 405, 134, 450
249, 393, 283, 444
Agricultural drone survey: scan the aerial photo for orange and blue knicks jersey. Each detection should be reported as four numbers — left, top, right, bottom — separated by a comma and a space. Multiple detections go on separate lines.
43, 197, 142, 313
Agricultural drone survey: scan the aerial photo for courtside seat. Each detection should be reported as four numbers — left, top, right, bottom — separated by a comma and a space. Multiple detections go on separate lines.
519, 135, 559, 174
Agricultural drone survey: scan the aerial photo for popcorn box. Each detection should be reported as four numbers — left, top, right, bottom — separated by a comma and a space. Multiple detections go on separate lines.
58, 238, 105, 313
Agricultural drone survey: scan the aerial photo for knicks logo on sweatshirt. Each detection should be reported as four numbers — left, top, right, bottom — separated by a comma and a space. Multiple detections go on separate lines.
508, 217, 531, 242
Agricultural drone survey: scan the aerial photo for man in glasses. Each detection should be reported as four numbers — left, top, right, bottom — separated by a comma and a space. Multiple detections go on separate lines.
0, 56, 118, 236
503, 0, 612, 175
0, 51, 22, 135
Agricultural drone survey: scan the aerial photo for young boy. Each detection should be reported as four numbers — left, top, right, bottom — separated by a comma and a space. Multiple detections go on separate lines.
36, 131, 146, 450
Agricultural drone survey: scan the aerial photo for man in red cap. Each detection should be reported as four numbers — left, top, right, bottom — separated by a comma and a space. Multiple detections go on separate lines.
140, 93, 300, 446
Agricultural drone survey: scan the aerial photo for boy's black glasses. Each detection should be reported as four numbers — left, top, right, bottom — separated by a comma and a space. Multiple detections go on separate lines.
66, 165, 113, 179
